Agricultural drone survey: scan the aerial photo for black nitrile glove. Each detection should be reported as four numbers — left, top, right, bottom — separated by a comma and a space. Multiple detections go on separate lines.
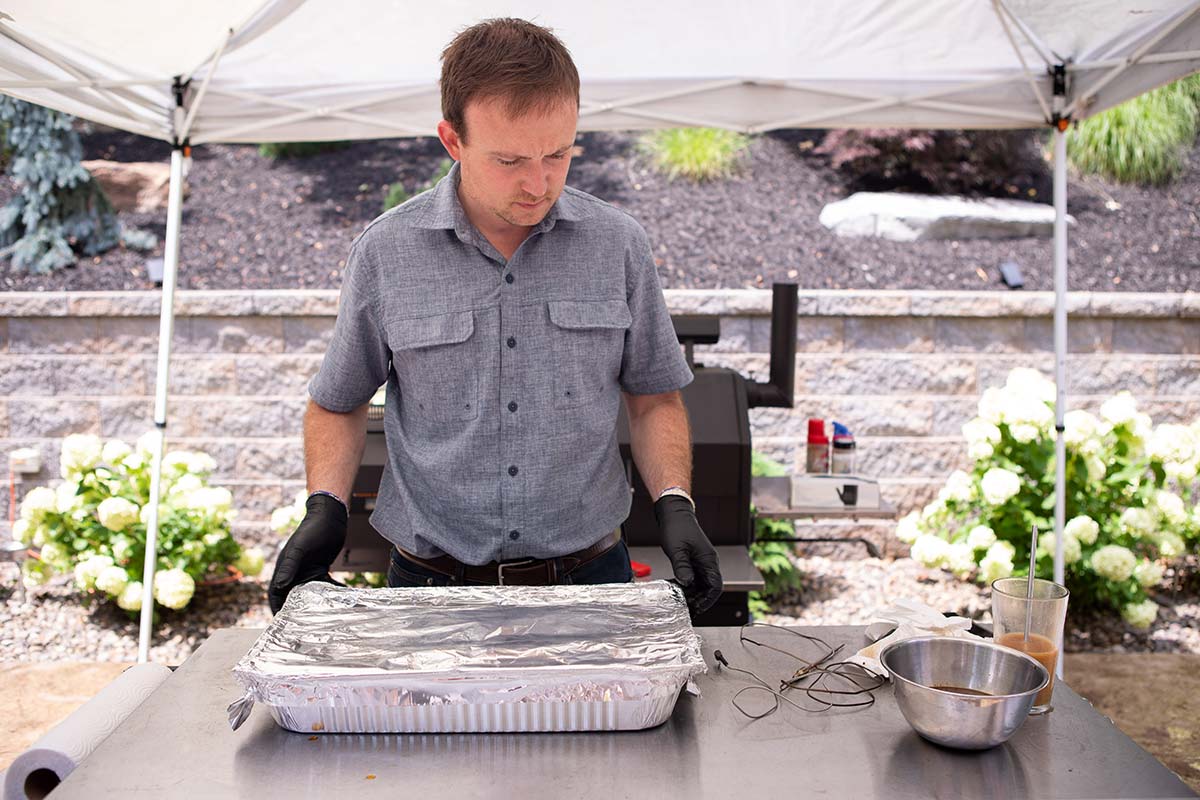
654, 495, 723, 616
268, 493, 348, 614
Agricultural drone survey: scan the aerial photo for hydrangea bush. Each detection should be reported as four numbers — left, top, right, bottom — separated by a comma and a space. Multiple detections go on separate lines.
897, 368, 1199, 630
15, 433, 264, 611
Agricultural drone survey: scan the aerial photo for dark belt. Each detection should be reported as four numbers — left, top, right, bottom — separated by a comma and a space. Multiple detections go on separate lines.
395, 528, 623, 586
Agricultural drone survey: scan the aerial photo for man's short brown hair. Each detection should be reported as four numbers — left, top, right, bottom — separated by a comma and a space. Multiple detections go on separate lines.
440, 18, 580, 143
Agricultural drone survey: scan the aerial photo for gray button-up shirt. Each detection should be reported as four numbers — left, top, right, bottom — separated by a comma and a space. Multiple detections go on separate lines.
308, 162, 692, 565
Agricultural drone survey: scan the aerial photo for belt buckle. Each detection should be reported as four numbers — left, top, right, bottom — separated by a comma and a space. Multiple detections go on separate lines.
497, 558, 539, 586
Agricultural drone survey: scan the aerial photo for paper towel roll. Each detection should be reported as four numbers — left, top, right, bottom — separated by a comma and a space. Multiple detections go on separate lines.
4, 662, 171, 800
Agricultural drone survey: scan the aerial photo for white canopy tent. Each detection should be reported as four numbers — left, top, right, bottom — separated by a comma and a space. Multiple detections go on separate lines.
0, 0, 1197, 661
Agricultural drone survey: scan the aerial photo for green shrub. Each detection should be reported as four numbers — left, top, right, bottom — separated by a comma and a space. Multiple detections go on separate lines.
382, 157, 454, 212
1067, 74, 1200, 185
902, 367, 1199, 630
748, 451, 803, 616
258, 141, 350, 160
638, 127, 749, 182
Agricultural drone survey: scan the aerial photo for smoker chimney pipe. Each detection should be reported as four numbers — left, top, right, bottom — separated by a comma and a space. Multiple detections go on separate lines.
745, 283, 797, 409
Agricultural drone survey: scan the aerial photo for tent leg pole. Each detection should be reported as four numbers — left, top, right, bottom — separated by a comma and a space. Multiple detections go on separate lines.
1052, 126, 1067, 679
137, 146, 185, 663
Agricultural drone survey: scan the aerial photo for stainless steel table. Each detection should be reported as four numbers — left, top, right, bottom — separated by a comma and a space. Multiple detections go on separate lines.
54, 626, 1197, 799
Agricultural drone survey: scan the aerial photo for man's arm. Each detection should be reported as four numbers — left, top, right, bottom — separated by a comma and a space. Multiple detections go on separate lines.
304, 397, 370, 502
623, 389, 691, 498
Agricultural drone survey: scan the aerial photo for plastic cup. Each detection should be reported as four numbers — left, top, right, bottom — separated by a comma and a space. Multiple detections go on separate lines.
990, 577, 1069, 715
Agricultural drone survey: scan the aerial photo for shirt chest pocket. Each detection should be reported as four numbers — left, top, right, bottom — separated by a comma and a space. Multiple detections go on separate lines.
548, 300, 631, 409
386, 311, 479, 423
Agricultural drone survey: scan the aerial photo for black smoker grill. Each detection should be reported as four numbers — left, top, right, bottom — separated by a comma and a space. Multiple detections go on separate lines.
337, 283, 799, 626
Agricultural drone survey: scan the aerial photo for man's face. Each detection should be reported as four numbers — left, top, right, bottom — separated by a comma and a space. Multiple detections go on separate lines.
438, 95, 577, 233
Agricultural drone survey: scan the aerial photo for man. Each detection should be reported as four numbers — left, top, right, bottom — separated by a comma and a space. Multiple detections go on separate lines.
268, 18, 722, 616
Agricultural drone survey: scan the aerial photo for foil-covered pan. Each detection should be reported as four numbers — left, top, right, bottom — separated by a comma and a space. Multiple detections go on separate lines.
229, 580, 705, 733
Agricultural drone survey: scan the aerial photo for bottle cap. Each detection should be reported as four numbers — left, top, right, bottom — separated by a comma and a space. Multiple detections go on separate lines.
807, 418, 828, 443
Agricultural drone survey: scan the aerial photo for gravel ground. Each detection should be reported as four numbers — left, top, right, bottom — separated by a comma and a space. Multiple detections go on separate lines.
0, 125, 1196, 292
3, 549, 1197, 664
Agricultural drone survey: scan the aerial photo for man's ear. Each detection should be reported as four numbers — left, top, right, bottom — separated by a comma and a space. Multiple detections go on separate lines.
436, 119, 463, 161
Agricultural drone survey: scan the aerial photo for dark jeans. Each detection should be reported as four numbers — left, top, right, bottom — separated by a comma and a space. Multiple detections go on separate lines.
387, 539, 634, 587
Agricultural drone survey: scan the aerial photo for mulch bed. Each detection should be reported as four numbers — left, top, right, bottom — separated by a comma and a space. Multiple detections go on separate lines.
0, 125, 1196, 292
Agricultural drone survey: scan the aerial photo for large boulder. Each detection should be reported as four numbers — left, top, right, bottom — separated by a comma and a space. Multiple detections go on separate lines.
819, 192, 1074, 241
81, 160, 188, 213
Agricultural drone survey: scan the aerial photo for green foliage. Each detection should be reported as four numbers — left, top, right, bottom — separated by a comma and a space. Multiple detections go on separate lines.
382, 158, 454, 212
638, 127, 750, 182
257, 141, 351, 160
1067, 74, 1200, 185
904, 368, 1199, 629
14, 434, 261, 615
0, 97, 155, 273
748, 451, 803, 616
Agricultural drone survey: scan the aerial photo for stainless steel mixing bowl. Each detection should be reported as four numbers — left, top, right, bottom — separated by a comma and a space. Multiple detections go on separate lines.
880, 635, 1049, 750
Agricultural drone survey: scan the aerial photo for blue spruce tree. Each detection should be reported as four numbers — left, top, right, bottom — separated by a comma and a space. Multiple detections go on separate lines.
0, 96, 156, 273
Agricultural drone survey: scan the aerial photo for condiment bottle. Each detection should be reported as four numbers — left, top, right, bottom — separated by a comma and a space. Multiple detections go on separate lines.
831, 421, 856, 474
806, 418, 830, 473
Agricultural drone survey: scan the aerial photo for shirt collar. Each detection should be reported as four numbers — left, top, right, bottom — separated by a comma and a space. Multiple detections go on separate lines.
414, 160, 591, 236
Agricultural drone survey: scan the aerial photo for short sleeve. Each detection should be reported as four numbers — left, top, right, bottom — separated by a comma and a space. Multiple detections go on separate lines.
618, 222, 693, 395
307, 239, 391, 412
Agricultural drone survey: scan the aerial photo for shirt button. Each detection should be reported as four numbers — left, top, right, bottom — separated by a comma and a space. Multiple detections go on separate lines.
506, 336, 517, 349
505, 273, 514, 284
509, 530, 520, 541
508, 465, 519, 476
508, 401, 518, 412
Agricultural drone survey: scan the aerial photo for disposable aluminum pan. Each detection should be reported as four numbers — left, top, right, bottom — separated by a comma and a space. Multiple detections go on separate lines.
228, 580, 705, 734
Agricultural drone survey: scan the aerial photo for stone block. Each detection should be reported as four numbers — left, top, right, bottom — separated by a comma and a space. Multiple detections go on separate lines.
0, 356, 59, 396
93, 317, 164, 355
935, 318, 1025, 353
280, 397, 310, 436
9, 399, 100, 437
1023, 318, 1114, 353
253, 291, 339, 316
99, 398, 154, 438
228, 482, 288, 521
235, 439, 305, 481
55, 356, 147, 396
1066, 357, 1156, 396
749, 437, 802, 475
1086, 293, 1182, 318
701, 316, 754, 353
1137, 398, 1200, 425
151, 356, 237, 395
183, 317, 285, 354
855, 437, 970, 478
8, 318, 99, 354
235, 355, 322, 396
795, 317, 843, 353
0, 402, 7, 438
879, 479, 941, 516
176, 292, 255, 316
184, 398, 284, 437
0, 318, 7, 352
178, 438, 243, 479
68, 293, 162, 316
975, 355, 1055, 391
0, 294, 67, 317
1113, 319, 1200, 355
1181, 292, 1200, 318
666, 289, 773, 316
930, 396, 982, 433
795, 355, 975, 395
909, 291, 1061, 318
844, 317, 934, 352
282, 316, 336, 353
816, 292, 911, 317
1155, 359, 1200, 396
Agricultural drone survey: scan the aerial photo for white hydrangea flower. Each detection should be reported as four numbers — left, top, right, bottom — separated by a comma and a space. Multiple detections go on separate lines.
1063, 409, 1100, 449
1119, 507, 1157, 538
1147, 423, 1196, 464
1005, 368, 1057, 404
986, 540, 1016, 562
203, 531, 226, 548
55, 481, 84, 514
1064, 515, 1099, 546
153, 568, 196, 610
1155, 530, 1185, 559
60, 434, 103, 477
121, 451, 146, 471
31, 526, 47, 547
938, 470, 974, 504
920, 498, 946, 522
1163, 459, 1199, 481
966, 525, 997, 550
22, 559, 52, 588
1084, 454, 1108, 482
1004, 395, 1055, 432
1091, 545, 1137, 582
168, 473, 203, 496
1154, 490, 1187, 525
95, 565, 130, 596
101, 439, 133, 465
110, 535, 134, 564
978, 387, 1006, 425
117, 581, 143, 612
962, 418, 1002, 446
187, 451, 217, 475
38, 541, 69, 568
12, 518, 32, 544
270, 505, 305, 535
1131, 413, 1153, 444
1009, 423, 1040, 443
1037, 532, 1082, 565
188, 486, 233, 513
1133, 560, 1165, 588
968, 440, 995, 461
136, 430, 158, 456
235, 547, 265, 577
895, 512, 922, 545
981, 467, 1022, 506
979, 553, 1014, 583
946, 542, 976, 578
1100, 391, 1139, 427
910, 534, 950, 568
74, 554, 115, 591
19, 486, 57, 522
1121, 599, 1158, 630
97, 496, 140, 532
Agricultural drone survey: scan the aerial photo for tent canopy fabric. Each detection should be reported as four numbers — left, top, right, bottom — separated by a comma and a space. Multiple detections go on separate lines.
0, 0, 1197, 145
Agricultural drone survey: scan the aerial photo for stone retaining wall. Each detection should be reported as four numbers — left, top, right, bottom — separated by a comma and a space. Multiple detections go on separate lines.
1, 289, 1197, 547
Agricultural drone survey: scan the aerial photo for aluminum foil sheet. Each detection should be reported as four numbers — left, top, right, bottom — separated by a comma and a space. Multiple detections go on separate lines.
229, 580, 705, 733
